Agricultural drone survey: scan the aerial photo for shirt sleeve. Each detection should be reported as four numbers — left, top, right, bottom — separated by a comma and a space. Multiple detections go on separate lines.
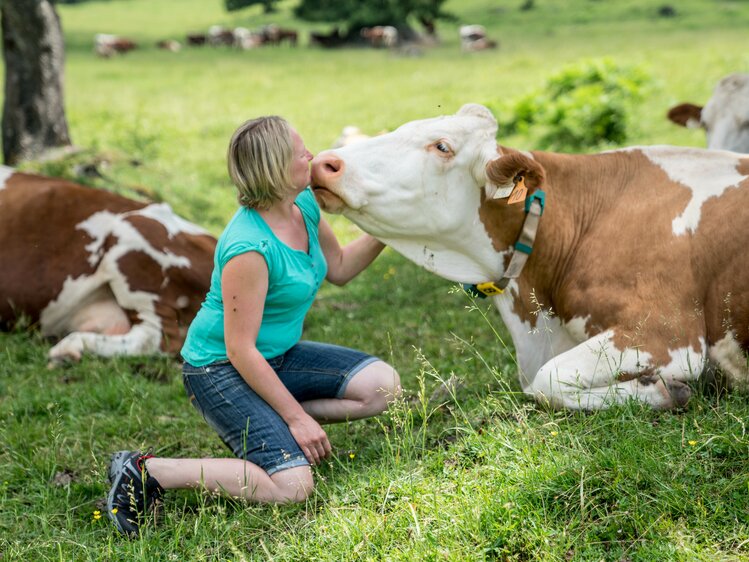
218, 239, 271, 274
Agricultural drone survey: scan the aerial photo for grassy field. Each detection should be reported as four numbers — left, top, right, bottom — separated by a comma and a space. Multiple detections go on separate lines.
2, 0, 749, 559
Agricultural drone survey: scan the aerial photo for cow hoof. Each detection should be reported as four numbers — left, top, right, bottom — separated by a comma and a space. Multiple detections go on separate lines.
666, 380, 692, 409
48, 335, 84, 365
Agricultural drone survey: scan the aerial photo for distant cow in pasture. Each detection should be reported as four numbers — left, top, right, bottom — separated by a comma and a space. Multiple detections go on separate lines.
258, 25, 298, 46
332, 126, 371, 149
311, 103, 749, 411
156, 39, 181, 52
361, 26, 398, 48
208, 25, 235, 46
186, 33, 208, 46
668, 73, 749, 153
232, 27, 264, 50
276, 28, 299, 47
310, 28, 346, 48
0, 168, 216, 364
459, 25, 497, 51
94, 34, 137, 57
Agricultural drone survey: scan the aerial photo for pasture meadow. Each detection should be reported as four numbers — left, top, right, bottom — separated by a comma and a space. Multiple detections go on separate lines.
2, 0, 749, 559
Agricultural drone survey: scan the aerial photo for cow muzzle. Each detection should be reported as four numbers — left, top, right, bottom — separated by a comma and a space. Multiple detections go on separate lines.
310, 152, 347, 213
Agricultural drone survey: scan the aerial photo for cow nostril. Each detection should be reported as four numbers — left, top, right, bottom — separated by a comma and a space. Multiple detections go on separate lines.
324, 163, 339, 173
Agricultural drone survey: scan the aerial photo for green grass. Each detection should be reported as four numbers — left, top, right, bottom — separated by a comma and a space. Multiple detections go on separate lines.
2, 0, 749, 559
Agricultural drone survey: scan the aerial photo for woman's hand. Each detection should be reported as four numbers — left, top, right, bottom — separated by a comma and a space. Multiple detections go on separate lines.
288, 414, 332, 465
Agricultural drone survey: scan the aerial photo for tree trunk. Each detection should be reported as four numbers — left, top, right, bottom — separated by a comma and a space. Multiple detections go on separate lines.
1, 0, 71, 166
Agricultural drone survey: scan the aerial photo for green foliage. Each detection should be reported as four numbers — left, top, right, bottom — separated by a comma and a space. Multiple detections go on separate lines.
224, 0, 279, 14
294, 0, 450, 29
489, 58, 653, 152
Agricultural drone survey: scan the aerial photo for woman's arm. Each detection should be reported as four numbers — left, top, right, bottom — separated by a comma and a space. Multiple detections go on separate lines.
318, 218, 385, 286
222, 251, 331, 465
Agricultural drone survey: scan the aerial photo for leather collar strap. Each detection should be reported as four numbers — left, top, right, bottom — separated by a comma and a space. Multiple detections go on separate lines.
464, 190, 546, 298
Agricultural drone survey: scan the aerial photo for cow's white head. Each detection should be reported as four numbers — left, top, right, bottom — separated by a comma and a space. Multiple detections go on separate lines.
702, 73, 749, 153
668, 73, 749, 153
311, 104, 526, 282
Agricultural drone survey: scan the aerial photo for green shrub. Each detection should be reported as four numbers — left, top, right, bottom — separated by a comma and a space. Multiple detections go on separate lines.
488, 58, 653, 152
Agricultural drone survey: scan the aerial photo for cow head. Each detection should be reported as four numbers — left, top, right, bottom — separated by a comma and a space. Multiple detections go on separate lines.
668, 73, 749, 153
311, 104, 540, 282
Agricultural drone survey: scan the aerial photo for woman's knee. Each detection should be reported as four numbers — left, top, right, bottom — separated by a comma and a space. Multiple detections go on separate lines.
270, 465, 314, 503
349, 361, 402, 412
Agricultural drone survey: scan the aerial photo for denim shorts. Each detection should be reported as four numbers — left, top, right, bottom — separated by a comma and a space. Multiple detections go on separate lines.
182, 340, 378, 475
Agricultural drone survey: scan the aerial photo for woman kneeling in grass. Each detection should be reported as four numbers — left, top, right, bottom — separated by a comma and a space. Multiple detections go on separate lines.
106, 116, 401, 535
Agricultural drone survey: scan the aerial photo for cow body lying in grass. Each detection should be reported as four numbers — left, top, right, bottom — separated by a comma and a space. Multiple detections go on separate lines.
0, 167, 216, 364
311, 104, 749, 410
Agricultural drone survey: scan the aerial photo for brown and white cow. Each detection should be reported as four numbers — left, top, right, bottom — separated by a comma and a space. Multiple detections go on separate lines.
311, 104, 749, 410
360, 26, 398, 48
0, 167, 215, 364
94, 34, 138, 58
459, 25, 497, 52
668, 73, 749, 153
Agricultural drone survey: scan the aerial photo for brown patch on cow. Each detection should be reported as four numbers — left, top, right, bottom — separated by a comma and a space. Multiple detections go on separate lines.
667, 103, 703, 127
0, 173, 144, 329
116, 224, 214, 354
737, 158, 749, 176
480, 147, 716, 371
692, 172, 749, 353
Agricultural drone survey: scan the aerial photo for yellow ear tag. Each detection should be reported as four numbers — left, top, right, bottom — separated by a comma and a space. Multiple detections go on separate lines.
507, 176, 528, 205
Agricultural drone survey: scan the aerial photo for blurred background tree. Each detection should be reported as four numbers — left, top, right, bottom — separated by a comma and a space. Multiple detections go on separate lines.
294, 0, 451, 38
1, 0, 72, 165
224, 0, 280, 15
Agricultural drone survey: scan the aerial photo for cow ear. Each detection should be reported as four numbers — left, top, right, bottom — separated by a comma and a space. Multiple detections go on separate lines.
667, 103, 703, 129
457, 103, 496, 123
485, 152, 545, 200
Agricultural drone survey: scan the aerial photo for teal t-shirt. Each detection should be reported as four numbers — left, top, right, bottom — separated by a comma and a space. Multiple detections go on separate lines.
181, 188, 328, 364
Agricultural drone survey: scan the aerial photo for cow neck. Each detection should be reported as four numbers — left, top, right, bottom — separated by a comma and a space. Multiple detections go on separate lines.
465, 186, 545, 298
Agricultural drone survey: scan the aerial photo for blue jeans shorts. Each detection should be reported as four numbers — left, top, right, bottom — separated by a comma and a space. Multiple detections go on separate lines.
182, 341, 379, 475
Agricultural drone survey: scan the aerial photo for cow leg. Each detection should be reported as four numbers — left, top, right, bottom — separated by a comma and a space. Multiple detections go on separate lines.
47, 286, 161, 364
525, 331, 706, 410
48, 323, 162, 364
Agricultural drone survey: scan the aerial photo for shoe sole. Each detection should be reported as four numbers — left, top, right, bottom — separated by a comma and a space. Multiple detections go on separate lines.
106, 450, 136, 535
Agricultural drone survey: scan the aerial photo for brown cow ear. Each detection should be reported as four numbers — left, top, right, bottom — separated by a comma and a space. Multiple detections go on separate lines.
485, 152, 545, 201
667, 103, 703, 128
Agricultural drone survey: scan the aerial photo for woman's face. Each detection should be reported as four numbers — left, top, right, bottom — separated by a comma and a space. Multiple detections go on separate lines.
289, 128, 313, 191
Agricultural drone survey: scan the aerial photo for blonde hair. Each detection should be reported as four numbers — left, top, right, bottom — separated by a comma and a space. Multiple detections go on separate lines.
227, 116, 294, 209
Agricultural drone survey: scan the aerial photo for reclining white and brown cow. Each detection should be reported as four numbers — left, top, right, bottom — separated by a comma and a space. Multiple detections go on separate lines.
311, 104, 749, 410
0, 167, 216, 364
667, 72, 749, 153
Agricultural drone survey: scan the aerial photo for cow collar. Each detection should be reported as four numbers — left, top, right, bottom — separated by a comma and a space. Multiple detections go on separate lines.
464, 188, 546, 298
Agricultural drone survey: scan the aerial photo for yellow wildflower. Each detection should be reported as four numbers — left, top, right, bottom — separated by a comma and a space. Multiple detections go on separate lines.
688, 440, 697, 446
349, 452, 356, 460
111, 508, 118, 514
550, 431, 558, 437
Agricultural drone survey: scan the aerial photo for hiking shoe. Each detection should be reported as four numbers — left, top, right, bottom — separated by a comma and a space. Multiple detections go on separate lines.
106, 450, 164, 536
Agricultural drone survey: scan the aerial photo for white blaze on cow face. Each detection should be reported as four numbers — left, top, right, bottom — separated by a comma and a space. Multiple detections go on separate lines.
0, 166, 14, 191
636, 146, 748, 235
701, 73, 749, 153
312, 104, 504, 282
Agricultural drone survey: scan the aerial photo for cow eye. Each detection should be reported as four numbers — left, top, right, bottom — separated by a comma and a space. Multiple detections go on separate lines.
435, 141, 451, 153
